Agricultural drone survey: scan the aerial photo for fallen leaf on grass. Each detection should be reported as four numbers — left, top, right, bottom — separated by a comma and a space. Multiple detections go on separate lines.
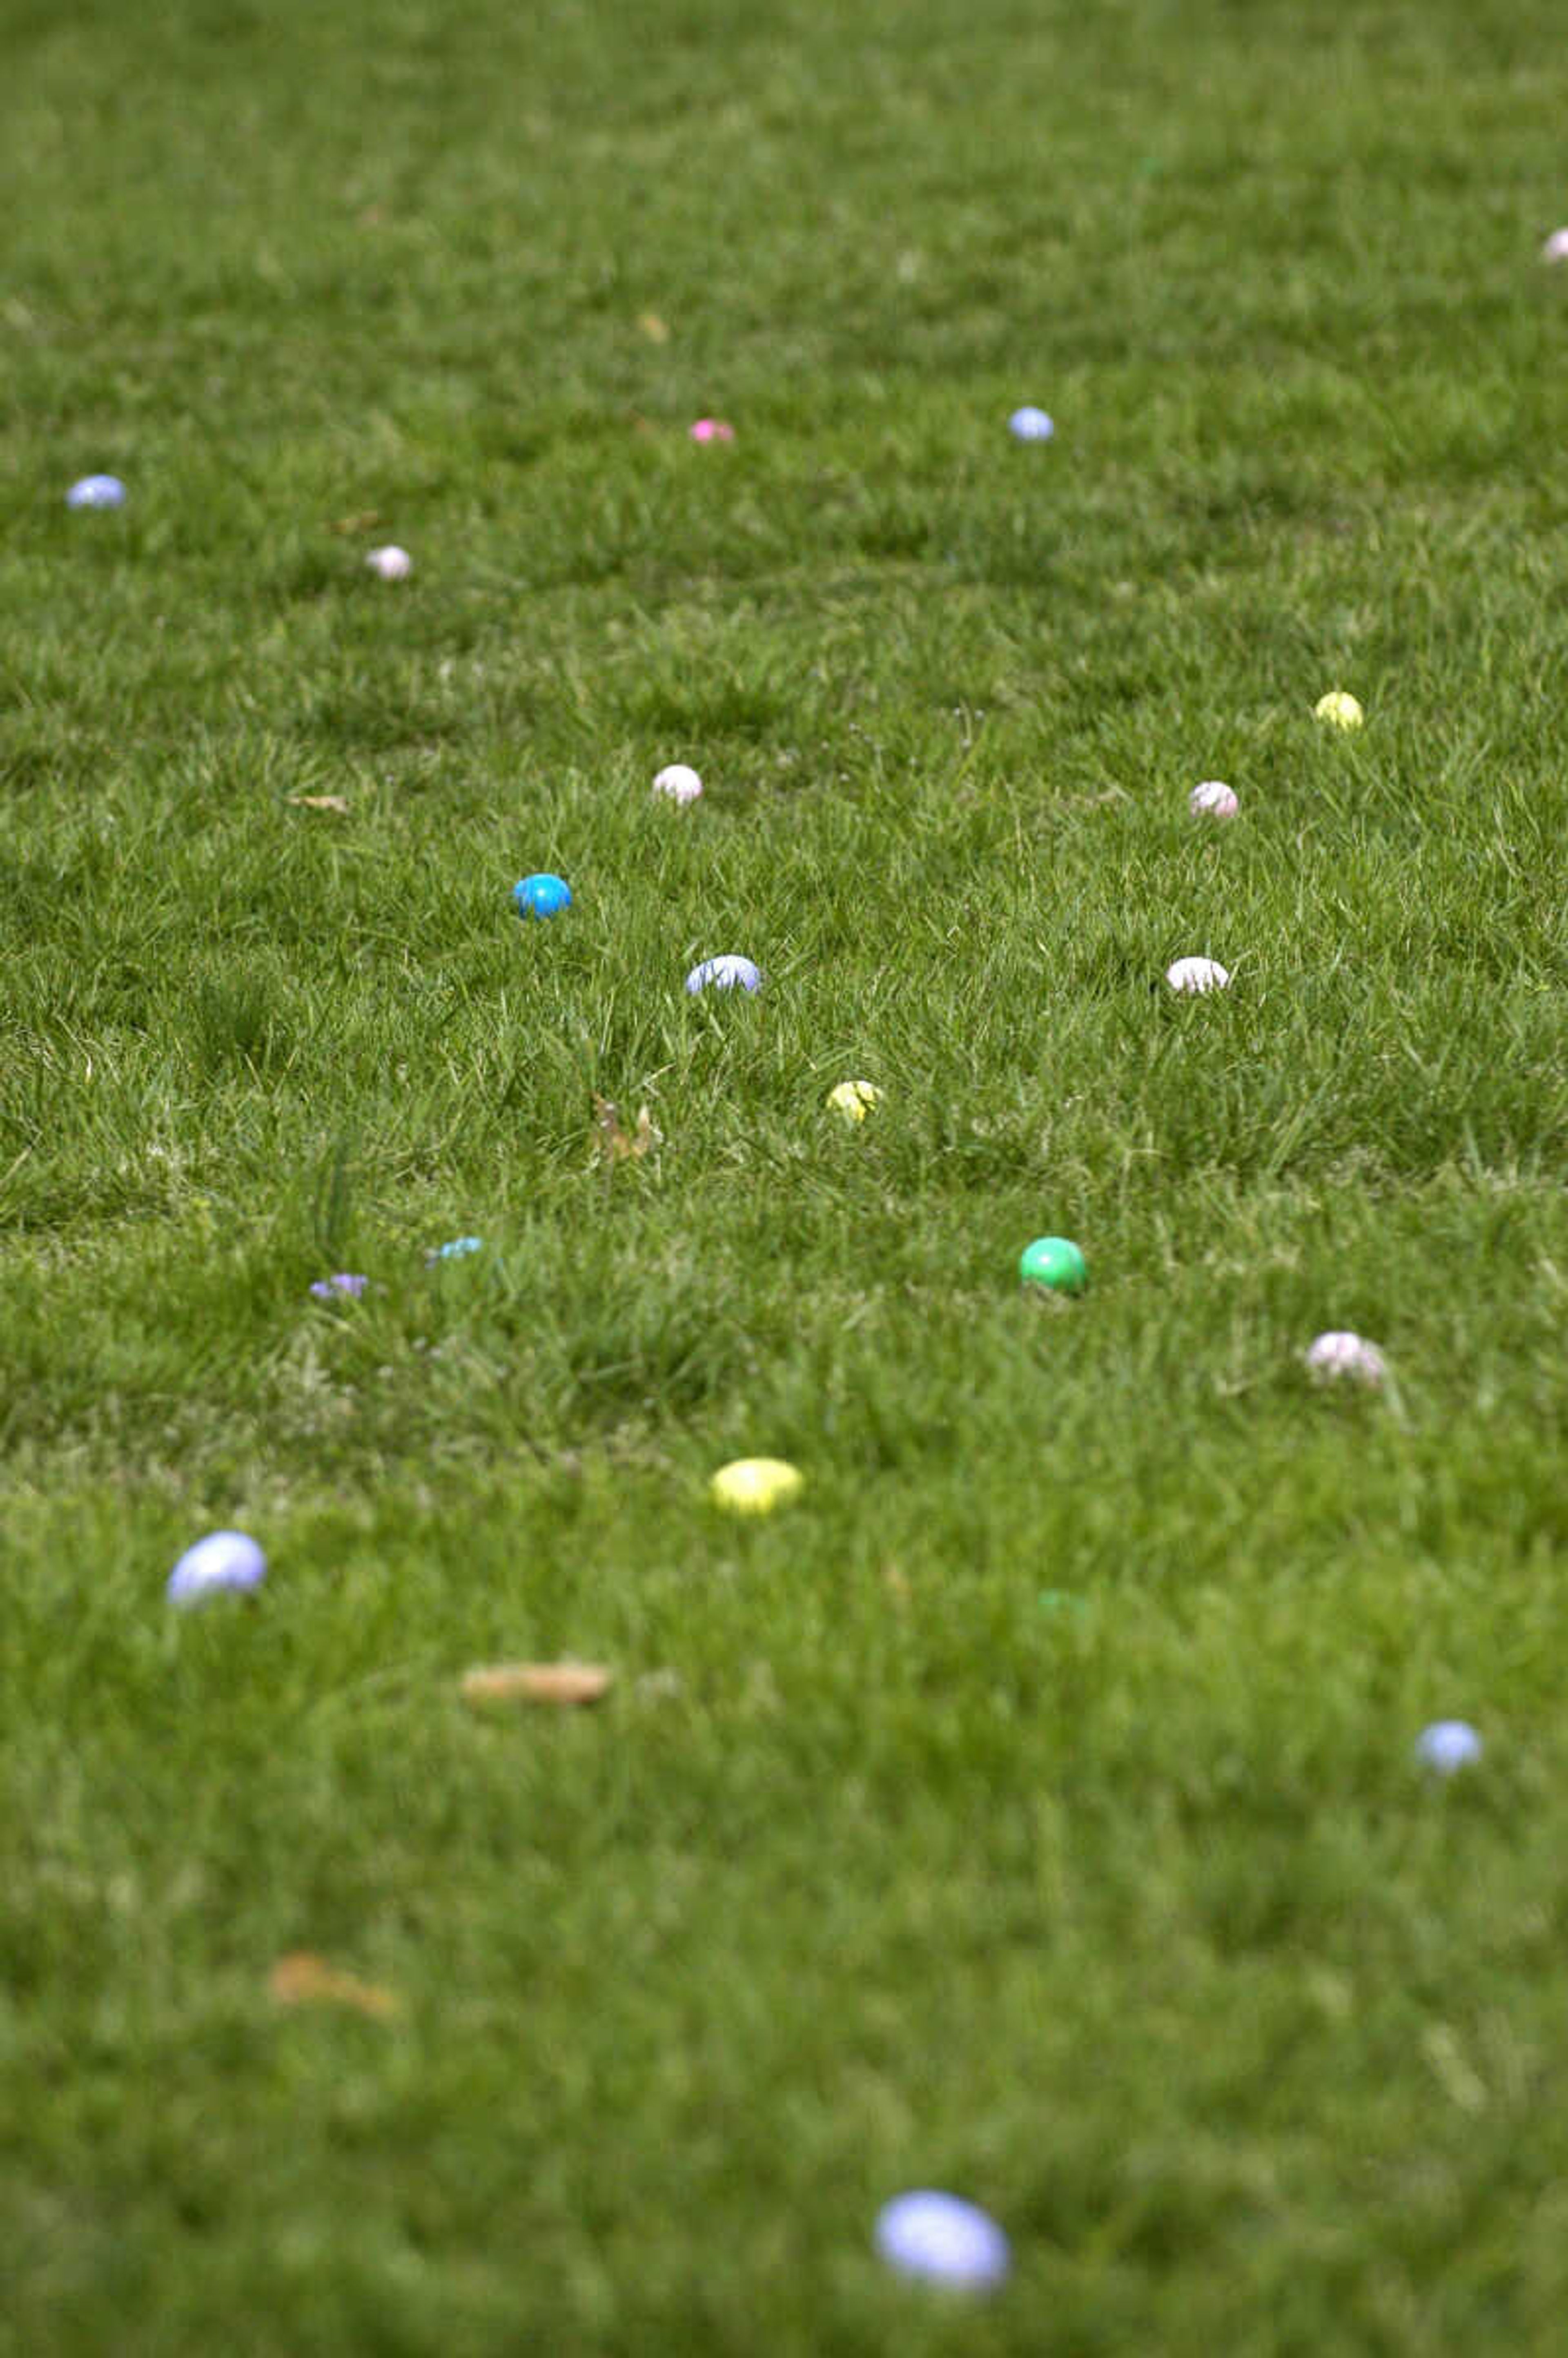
286, 794, 350, 814
269, 1952, 401, 2019
329, 511, 382, 535
592, 1095, 660, 1165
637, 312, 670, 343
461, 1662, 614, 1707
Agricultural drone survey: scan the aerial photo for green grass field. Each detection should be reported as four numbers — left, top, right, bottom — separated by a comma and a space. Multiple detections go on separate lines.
2, 0, 1566, 2347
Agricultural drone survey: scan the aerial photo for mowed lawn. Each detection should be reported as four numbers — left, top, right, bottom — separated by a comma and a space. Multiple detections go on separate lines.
2, 0, 1566, 2348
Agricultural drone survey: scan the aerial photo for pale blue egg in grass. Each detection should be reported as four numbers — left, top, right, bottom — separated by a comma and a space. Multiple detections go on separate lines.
1007, 406, 1054, 442
685, 955, 762, 995
309, 1273, 368, 1301
875, 2191, 1011, 2291
167, 1531, 266, 1608
512, 873, 571, 919
67, 474, 126, 508
1417, 1721, 1483, 1775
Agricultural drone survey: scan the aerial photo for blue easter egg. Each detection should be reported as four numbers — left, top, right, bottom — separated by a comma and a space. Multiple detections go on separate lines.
167, 1530, 266, 1608
684, 955, 762, 995
875, 2191, 1011, 2291
512, 873, 572, 919
67, 474, 127, 509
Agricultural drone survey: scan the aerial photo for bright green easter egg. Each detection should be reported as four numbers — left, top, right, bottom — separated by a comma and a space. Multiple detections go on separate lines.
1019, 1236, 1088, 1295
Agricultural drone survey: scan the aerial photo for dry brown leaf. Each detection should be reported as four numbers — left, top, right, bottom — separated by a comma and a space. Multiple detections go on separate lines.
286, 794, 350, 814
269, 1951, 401, 2019
461, 1661, 614, 1708
637, 312, 671, 343
592, 1094, 659, 1165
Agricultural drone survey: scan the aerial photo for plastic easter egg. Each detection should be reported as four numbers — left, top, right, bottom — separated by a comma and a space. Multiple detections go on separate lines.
1305, 1331, 1386, 1385
1165, 956, 1231, 994
685, 955, 761, 995
1019, 1236, 1088, 1295
708, 1458, 803, 1515
66, 475, 126, 509
309, 1273, 368, 1300
1416, 1721, 1482, 1775
875, 2191, 1011, 2291
513, 873, 572, 919
167, 1530, 266, 1608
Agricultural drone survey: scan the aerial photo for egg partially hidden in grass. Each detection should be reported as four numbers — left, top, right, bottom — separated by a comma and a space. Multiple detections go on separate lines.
827, 1079, 882, 1123
67, 473, 126, 509
708, 1458, 804, 1514
1305, 1331, 1387, 1385
685, 956, 761, 995
167, 1530, 266, 1608
1166, 956, 1231, 994
512, 873, 572, 919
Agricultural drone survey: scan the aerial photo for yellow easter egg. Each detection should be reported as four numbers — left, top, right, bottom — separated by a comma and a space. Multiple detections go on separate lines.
708, 1458, 805, 1515
827, 1079, 882, 1123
